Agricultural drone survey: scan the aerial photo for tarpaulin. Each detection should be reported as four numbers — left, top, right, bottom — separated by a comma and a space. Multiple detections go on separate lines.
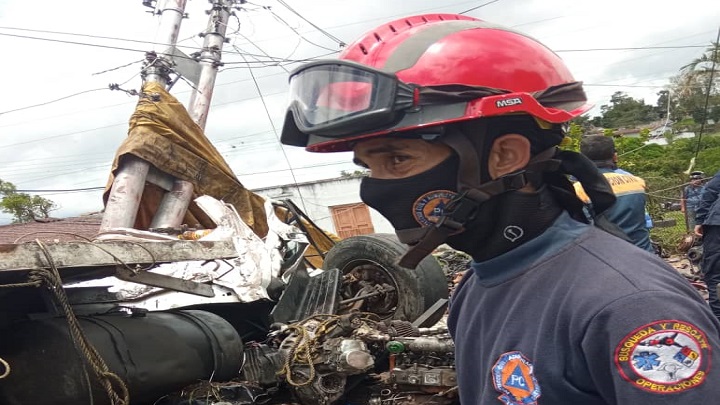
103, 82, 338, 265
104, 82, 269, 237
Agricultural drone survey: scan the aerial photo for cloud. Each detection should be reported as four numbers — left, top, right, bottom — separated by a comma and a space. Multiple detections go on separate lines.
0, 0, 718, 224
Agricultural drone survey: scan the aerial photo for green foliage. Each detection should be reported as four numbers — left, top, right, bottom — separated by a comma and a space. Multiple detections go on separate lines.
583, 44, 720, 253
560, 121, 584, 151
593, 92, 660, 128
669, 42, 720, 124
0, 178, 58, 223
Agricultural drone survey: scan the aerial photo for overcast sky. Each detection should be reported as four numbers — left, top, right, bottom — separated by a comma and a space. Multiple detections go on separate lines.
0, 0, 718, 223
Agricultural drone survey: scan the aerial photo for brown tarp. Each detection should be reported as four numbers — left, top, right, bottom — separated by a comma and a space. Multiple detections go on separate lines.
104, 81, 269, 236
103, 82, 337, 264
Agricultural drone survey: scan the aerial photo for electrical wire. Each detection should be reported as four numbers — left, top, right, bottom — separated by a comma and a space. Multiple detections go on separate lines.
555, 45, 707, 52
0, 88, 107, 116
691, 28, 720, 161
15, 187, 105, 193
459, 0, 503, 15
238, 51, 309, 212
267, 7, 340, 52
274, 0, 345, 46
0, 31, 320, 66
15, 160, 359, 194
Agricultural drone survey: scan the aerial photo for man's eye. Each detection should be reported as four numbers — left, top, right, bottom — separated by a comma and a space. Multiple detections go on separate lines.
391, 155, 410, 165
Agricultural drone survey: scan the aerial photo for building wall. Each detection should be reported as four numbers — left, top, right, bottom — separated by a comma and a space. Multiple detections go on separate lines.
253, 177, 395, 235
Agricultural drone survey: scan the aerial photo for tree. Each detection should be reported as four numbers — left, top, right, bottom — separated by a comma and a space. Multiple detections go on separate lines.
596, 92, 659, 128
669, 42, 720, 125
654, 90, 676, 120
560, 121, 584, 151
0, 179, 58, 223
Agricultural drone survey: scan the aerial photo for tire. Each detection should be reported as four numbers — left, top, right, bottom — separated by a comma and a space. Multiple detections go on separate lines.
323, 233, 448, 326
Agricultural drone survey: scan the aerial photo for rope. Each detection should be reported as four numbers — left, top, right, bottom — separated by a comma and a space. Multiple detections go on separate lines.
0, 279, 42, 288
278, 313, 381, 387
34, 239, 130, 405
12, 231, 158, 272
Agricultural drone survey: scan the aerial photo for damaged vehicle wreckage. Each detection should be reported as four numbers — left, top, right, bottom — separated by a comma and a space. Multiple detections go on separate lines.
0, 84, 456, 405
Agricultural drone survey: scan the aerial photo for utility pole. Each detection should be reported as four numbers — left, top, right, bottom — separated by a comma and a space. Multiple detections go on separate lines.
144, 0, 189, 86
187, 0, 235, 129
149, 0, 237, 228
100, 0, 189, 232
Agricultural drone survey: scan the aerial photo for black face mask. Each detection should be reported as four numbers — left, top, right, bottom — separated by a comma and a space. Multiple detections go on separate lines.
360, 152, 564, 263
359, 155, 460, 231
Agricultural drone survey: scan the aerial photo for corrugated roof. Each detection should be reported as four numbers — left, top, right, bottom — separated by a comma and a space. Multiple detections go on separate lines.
0, 212, 103, 244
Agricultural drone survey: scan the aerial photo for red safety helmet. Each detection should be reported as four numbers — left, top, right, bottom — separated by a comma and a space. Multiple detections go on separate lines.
280, 13, 591, 152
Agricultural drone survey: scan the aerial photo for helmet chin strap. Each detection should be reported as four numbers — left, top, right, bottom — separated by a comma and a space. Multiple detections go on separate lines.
396, 127, 560, 269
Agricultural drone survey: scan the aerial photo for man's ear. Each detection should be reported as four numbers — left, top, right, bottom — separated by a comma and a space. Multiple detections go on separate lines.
487, 134, 531, 179
613, 152, 619, 163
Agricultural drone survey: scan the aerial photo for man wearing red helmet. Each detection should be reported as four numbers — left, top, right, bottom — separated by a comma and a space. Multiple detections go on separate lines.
280, 14, 720, 404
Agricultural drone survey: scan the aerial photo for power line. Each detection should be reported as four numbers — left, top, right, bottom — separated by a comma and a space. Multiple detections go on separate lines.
12, 160, 357, 193
459, 0, 502, 15
0, 31, 324, 66
15, 187, 105, 193
0, 70, 291, 129
0, 88, 107, 116
555, 45, 707, 52
274, 0, 345, 46
584, 83, 668, 88
266, 7, 340, 53
239, 51, 309, 212
692, 27, 720, 162
0, 123, 125, 150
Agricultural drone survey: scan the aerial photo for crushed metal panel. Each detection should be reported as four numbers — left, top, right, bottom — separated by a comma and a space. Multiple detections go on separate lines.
0, 240, 238, 271
115, 266, 215, 297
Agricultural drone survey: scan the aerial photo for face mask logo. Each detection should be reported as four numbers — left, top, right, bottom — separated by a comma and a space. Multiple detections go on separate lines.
412, 190, 457, 226
503, 225, 524, 242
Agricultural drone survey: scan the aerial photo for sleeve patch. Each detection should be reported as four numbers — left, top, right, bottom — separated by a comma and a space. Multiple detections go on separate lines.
614, 320, 711, 393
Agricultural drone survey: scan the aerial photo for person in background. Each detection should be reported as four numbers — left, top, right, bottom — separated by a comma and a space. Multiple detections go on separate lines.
682, 171, 706, 232
694, 170, 720, 322
280, 13, 720, 404
575, 135, 653, 252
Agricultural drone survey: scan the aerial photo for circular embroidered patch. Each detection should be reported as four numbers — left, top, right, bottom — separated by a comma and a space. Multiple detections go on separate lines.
492, 351, 541, 405
614, 320, 711, 393
412, 190, 456, 226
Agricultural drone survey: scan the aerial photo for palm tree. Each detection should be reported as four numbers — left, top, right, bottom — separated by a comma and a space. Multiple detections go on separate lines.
679, 41, 720, 94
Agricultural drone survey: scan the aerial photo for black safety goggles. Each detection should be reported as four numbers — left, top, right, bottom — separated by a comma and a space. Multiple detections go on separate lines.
286, 60, 416, 137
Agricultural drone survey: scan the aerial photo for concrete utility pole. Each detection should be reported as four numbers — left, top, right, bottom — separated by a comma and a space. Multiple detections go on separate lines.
100, 0, 189, 232
187, 0, 235, 129
144, 0, 189, 86
150, 0, 237, 229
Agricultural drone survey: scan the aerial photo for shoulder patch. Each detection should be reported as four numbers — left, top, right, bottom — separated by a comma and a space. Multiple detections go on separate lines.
492, 351, 541, 405
614, 320, 711, 393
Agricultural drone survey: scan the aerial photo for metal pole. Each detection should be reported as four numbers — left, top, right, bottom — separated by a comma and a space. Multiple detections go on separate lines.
100, 0, 189, 232
187, 0, 234, 129
151, 0, 234, 229
150, 179, 195, 229
145, 0, 189, 86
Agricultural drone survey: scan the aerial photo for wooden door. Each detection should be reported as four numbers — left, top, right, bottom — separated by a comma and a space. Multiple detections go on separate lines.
330, 203, 375, 238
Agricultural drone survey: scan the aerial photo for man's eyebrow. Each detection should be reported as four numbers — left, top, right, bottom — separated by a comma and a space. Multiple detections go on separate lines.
362, 144, 405, 155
